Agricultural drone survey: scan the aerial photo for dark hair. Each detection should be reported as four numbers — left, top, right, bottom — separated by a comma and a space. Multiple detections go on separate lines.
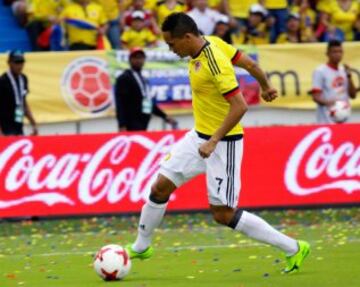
162, 12, 199, 38
327, 39, 342, 51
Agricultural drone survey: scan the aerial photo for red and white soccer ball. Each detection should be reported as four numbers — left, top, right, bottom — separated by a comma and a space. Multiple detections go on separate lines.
93, 244, 131, 281
328, 100, 351, 123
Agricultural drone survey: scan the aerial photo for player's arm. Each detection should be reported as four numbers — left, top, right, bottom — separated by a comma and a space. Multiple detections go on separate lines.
24, 98, 38, 136
233, 53, 277, 102
309, 69, 334, 106
199, 91, 247, 158
344, 64, 357, 99
309, 89, 333, 106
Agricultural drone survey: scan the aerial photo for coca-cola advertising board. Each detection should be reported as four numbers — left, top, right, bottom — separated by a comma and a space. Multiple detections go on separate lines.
0, 124, 359, 218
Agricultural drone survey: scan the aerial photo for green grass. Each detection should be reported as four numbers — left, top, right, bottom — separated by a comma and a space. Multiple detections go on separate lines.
0, 208, 359, 287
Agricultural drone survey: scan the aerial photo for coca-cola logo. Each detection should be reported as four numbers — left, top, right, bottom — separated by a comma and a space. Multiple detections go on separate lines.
285, 127, 360, 196
0, 135, 175, 209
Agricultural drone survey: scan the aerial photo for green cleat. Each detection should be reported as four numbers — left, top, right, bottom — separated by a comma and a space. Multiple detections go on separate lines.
284, 240, 311, 273
125, 244, 154, 260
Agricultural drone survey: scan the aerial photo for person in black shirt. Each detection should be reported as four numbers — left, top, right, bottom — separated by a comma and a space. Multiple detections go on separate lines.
114, 47, 177, 131
0, 50, 38, 136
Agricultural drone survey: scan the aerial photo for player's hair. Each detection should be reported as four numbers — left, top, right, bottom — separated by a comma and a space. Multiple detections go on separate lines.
327, 39, 342, 51
162, 12, 200, 38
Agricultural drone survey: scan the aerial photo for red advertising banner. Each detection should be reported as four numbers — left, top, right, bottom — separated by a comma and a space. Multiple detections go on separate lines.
0, 124, 359, 218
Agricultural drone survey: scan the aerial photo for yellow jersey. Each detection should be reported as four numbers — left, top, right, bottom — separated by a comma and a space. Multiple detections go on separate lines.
155, 1, 185, 26
121, 27, 157, 48
27, 0, 68, 21
264, 0, 287, 9
324, 0, 360, 41
208, 0, 222, 10
94, 0, 120, 21
60, 2, 108, 46
189, 36, 243, 137
144, 0, 158, 11
228, 0, 257, 19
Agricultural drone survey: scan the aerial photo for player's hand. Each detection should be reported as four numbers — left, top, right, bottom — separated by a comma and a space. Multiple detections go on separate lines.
31, 125, 38, 136
344, 64, 352, 77
261, 87, 278, 102
199, 140, 217, 158
166, 117, 178, 129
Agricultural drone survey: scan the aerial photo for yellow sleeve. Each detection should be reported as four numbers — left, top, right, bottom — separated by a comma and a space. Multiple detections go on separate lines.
206, 36, 242, 64
205, 46, 240, 98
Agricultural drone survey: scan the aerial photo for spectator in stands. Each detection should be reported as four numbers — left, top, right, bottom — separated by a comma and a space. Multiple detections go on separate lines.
318, 0, 360, 41
260, 0, 289, 43
310, 40, 358, 123
95, 0, 121, 49
60, 0, 108, 50
212, 16, 232, 43
121, 11, 157, 49
10, 0, 27, 26
122, 0, 160, 35
233, 4, 270, 45
187, 0, 229, 35
26, 0, 68, 51
0, 50, 38, 136
222, 0, 258, 28
114, 48, 177, 131
155, 0, 186, 27
276, 12, 316, 43
291, 0, 316, 32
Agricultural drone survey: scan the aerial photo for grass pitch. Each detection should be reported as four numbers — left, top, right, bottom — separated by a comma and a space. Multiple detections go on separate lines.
0, 208, 359, 287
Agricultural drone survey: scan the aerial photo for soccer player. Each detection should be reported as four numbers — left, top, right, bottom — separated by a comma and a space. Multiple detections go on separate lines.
126, 12, 310, 273
310, 40, 358, 124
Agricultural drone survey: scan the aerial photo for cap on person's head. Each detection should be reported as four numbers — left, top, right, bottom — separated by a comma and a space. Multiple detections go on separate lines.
216, 15, 229, 25
249, 4, 268, 17
288, 12, 300, 21
131, 10, 145, 21
8, 49, 25, 63
129, 47, 146, 58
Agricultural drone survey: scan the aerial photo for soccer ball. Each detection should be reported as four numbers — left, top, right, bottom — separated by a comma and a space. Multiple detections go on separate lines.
328, 100, 351, 123
93, 244, 131, 281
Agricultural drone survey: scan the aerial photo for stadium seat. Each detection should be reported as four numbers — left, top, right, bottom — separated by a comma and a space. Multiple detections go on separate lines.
0, 0, 31, 52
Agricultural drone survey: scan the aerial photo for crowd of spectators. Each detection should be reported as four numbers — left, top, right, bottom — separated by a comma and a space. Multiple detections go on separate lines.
3, 0, 360, 52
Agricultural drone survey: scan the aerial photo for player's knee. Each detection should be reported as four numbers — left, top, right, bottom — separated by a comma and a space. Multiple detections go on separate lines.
212, 211, 233, 226
149, 175, 176, 204
149, 184, 169, 204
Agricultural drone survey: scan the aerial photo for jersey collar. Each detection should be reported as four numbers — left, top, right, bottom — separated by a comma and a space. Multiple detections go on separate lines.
327, 62, 339, 71
192, 39, 210, 59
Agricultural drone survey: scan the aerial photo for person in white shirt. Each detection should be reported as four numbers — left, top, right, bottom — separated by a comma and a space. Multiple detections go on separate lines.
310, 40, 357, 124
187, 0, 229, 35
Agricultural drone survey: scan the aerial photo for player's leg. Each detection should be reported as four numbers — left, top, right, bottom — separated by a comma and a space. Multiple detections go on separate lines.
207, 139, 309, 271
130, 174, 176, 257
129, 130, 206, 259
210, 206, 309, 272
210, 206, 299, 256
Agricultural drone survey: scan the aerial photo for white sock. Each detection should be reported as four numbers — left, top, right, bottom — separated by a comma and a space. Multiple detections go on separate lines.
132, 200, 167, 253
235, 211, 298, 256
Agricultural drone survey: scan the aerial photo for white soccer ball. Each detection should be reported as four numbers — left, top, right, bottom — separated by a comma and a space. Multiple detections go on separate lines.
93, 244, 131, 281
328, 100, 351, 123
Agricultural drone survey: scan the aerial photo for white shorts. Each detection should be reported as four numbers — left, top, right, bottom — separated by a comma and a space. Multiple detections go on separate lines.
159, 130, 243, 208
